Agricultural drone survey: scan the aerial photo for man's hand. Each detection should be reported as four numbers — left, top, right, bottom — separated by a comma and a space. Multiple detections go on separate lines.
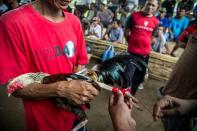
56, 80, 99, 105
153, 95, 197, 121
108, 92, 136, 131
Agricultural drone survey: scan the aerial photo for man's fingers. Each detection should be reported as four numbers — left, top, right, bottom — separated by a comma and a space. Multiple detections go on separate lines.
161, 109, 178, 117
80, 95, 91, 103
125, 92, 139, 103
82, 91, 94, 100
153, 95, 179, 121
86, 83, 99, 96
109, 94, 115, 107
153, 103, 161, 121
116, 91, 124, 103
126, 98, 134, 109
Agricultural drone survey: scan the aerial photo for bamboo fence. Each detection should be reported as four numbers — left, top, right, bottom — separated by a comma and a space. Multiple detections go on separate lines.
85, 37, 178, 81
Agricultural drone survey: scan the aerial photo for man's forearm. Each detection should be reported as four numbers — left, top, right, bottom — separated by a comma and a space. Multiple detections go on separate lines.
12, 82, 59, 99
124, 29, 130, 43
74, 65, 85, 73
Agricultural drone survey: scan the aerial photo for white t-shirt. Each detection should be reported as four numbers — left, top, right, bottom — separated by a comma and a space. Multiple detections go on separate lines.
89, 24, 102, 39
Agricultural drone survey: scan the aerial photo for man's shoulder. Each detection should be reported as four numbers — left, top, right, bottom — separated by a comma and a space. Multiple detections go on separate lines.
65, 12, 81, 25
183, 16, 189, 21
131, 11, 140, 17
152, 16, 159, 22
118, 27, 123, 32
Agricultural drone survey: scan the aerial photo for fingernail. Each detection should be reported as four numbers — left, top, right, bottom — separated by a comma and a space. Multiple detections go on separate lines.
117, 90, 122, 94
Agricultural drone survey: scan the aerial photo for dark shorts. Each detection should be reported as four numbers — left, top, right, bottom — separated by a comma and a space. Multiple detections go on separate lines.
128, 52, 149, 94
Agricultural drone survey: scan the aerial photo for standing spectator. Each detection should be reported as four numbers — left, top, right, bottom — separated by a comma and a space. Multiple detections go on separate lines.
177, 0, 194, 16
152, 24, 166, 53
124, 0, 159, 94
156, 8, 170, 53
106, 20, 124, 44
0, 0, 99, 131
88, 17, 102, 39
169, 7, 189, 56
162, 0, 176, 17
97, 2, 114, 28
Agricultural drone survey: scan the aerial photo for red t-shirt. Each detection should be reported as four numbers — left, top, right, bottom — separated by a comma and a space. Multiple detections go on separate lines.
128, 12, 158, 55
0, 4, 88, 131
178, 24, 197, 47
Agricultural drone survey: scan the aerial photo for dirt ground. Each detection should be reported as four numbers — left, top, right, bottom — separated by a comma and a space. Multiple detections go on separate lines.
0, 44, 183, 131
0, 59, 166, 131
0, 78, 165, 131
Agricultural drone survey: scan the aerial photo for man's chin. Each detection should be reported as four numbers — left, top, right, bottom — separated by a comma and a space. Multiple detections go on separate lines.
60, 5, 68, 10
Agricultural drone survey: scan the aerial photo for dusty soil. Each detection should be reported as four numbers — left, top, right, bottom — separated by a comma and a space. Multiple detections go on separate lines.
0, 78, 165, 131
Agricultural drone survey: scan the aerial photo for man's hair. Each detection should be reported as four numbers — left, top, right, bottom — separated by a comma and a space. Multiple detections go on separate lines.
113, 19, 121, 25
145, 0, 160, 6
178, 7, 187, 11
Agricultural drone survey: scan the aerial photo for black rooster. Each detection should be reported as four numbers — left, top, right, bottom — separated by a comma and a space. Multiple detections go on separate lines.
89, 52, 148, 95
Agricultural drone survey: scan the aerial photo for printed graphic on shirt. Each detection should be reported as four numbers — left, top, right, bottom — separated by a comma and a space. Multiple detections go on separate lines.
144, 21, 149, 27
135, 20, 154, 32
33, 41, 76, 61
64, 41, 75, 58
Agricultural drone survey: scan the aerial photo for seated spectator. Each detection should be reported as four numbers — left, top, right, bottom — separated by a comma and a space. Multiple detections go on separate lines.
126, 0, 139, 12
177, 0, 194, 16
189, 5, 197, 26
67, 0, 77, 13
117, 6, 131, 29
82, 3, 97, 34
75, 0, 90, 19
82, 3, 97, 25
157, 8, 169, 31
167, 7, 189, 42
168, 7, 189, 56
20, 0, 31, 4
162, 0, 176, 17
0, 0, 8, 15
97, 2, 114, 28
88, 17, 102, 39
152, 25, 167, 53
86, 3, 97, 21
4, 0, 20, 10
105, 20, 124, 44
170, 24, 197, 56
